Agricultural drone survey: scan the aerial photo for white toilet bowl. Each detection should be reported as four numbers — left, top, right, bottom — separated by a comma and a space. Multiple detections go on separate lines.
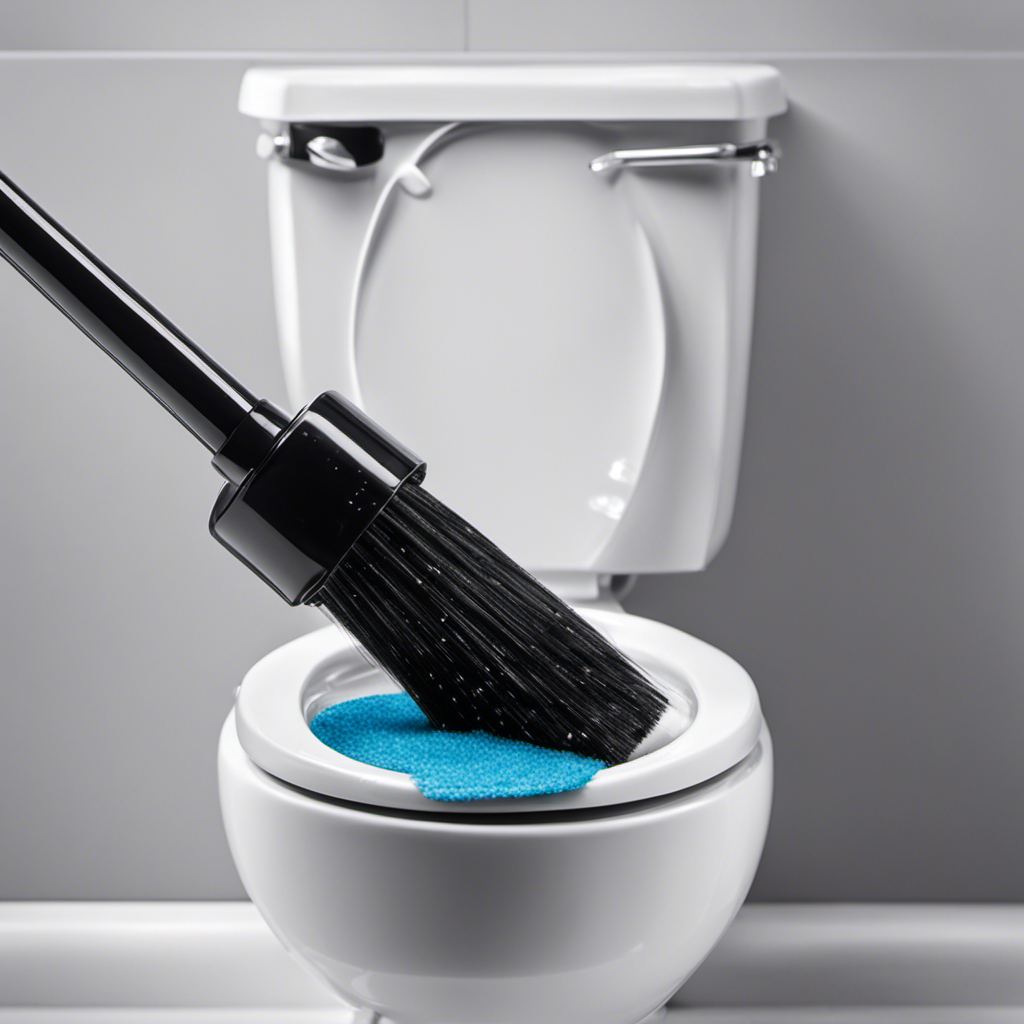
221, 60, 784, 1024
219, 610, 771, 1024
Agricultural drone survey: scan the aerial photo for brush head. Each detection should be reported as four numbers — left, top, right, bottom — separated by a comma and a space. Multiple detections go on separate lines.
209, 389, 666, 764
310, 482, 668, 765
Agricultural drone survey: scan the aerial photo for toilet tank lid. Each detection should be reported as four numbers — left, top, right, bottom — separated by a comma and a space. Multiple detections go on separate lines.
239, 62, 786, 123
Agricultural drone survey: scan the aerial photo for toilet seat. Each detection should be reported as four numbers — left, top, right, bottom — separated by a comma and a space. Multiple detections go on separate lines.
234, 608, 762, 813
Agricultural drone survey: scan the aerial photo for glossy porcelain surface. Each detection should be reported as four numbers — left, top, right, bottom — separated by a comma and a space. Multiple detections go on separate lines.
219, 710, 772, 1024
243, 63, 784, 573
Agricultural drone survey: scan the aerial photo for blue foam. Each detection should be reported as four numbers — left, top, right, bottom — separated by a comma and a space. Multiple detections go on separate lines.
309, 693, 605, 802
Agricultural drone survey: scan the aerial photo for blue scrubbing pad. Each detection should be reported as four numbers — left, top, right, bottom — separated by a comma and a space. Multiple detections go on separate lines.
310, 693, 605, 802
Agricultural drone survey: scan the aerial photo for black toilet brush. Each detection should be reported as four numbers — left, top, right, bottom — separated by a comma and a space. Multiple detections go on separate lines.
0, 168, 667, 765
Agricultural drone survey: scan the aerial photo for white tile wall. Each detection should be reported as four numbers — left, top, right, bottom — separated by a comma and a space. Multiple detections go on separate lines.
0, 1, 464, 51
0, 58, 312, 900
0, 6, 1022, 902
467, 0, 1024, 52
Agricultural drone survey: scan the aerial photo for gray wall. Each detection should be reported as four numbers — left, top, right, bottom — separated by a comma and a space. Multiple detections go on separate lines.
0, 3, 1021, 901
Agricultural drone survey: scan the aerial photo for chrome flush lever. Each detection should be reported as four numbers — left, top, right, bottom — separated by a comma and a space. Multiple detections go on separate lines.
590, 139, 780, 177
305, 136, 360, 171
255, 124, 386, 173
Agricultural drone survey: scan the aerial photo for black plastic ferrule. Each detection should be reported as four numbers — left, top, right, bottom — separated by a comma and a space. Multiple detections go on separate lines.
209, 391, 426, 605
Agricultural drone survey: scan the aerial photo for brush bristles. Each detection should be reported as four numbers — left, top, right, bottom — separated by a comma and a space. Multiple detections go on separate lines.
309, 482, 668, 765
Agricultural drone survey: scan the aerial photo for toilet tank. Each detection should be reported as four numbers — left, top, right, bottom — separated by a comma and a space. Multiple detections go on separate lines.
240, 62, 785, 574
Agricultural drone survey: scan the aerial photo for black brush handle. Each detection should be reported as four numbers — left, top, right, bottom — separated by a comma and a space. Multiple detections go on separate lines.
0, 165, 425, 607
0, 167, 259, 454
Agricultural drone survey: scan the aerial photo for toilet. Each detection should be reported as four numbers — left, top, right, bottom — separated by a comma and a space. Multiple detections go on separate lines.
219, 61, 786, 1024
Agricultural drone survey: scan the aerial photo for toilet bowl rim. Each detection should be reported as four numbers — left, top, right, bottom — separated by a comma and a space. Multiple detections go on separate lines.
223, 709, 772, 831
233, 609, 763, 813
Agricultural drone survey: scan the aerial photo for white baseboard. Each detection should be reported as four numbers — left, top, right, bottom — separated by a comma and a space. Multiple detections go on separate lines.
1, 902, 1022, 1022
679, 903, 1024, 1008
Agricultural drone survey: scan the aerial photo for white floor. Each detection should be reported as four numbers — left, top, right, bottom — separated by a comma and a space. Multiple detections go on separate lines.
2, 903, 1023, 1022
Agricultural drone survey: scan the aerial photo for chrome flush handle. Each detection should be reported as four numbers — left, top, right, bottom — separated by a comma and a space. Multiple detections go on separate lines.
255, 124, 386, 173
590, 139, 780, 177
305, 136, 360, 171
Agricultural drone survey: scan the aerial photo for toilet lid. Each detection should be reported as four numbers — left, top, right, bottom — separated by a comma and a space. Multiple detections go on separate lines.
240, 63, 786, 123
234, 609, 762, 813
